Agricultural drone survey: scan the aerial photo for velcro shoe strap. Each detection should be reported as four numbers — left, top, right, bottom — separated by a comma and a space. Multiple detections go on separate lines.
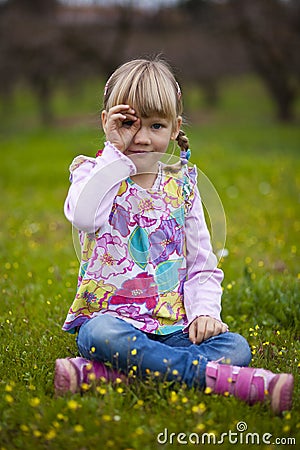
235, 367, 255, 402
209, 364, 234, 394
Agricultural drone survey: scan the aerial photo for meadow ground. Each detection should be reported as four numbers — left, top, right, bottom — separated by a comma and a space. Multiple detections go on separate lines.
0, 76, 299, 449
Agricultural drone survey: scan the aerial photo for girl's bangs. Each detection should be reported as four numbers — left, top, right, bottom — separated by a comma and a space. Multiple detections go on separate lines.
111, 69, 178, 122
128, 76, 176, 120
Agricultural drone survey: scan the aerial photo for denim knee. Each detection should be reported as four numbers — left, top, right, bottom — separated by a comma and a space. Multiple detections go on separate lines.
77, 315, 125, 357
227, 332, 252, 366
77, 314, 144, 363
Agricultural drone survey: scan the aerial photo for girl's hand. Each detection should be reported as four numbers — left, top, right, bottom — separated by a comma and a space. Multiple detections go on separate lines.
101, 104, 140, 153
188, 316, 228, 345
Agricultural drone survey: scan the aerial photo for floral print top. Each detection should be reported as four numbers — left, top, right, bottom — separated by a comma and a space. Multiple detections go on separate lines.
63, 142, 224, 334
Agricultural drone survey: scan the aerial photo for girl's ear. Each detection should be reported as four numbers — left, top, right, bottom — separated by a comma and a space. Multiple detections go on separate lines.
101, 110, 108, 131
171, 116, 183, 140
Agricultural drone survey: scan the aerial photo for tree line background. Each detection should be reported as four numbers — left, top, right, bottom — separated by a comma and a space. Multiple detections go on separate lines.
0, 0, 299, 124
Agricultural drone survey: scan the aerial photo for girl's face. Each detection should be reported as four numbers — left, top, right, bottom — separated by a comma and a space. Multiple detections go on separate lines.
123, 115, 182, 158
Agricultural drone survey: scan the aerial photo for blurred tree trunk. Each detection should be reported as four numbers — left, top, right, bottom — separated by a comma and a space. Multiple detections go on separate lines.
0, 0, 58, 125
229, 0, 299, 122
9, 0, 58, 14
174, 0, 221, 108
199, 77, 219, 108
31, 75, 54, 125
102, 3, 135, 76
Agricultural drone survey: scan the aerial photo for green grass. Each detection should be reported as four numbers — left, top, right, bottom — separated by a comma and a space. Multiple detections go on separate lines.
0, 75, 299, 449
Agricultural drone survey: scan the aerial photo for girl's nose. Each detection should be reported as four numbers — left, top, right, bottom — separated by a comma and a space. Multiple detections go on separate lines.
133, 127, 151, 145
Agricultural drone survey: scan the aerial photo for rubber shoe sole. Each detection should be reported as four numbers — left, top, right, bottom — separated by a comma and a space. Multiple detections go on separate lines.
54, 358, 79, 396
269, 373, 294, 414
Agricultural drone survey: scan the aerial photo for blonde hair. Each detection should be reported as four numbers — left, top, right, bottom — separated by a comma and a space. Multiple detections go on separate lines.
103, 57, 189, 154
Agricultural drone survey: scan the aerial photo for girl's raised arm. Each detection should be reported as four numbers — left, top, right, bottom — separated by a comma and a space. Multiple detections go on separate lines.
64, 142, 136, 233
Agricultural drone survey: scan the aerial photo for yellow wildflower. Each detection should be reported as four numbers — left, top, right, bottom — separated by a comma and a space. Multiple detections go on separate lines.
67, 399, 80, 411
170, 391, 178, 403
198, 402, 206, 412
88, 372, 96, 381
57, 413, 67, 421
102, 415, 112, 422
96, 387, 107, 395
45, 429, 56, 440
29, 397, 40, 407
195, 423, 205, 432
5, 394, 14, 404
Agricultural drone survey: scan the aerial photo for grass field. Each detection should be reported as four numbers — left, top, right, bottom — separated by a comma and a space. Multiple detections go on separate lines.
0, 76, 299, 449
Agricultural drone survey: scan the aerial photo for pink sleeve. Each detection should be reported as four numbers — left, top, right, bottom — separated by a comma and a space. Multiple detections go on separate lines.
64, 141, 136, 233
183, 182, 224, 327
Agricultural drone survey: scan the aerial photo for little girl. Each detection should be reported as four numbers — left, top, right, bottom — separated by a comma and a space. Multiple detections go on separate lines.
55, 58, 293, 414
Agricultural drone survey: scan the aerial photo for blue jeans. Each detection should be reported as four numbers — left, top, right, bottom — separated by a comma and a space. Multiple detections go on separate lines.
77, 315, 251, 388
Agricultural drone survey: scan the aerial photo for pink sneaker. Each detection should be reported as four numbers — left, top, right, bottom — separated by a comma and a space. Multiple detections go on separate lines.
206, 362, 294, 415
54, 357, 124, 396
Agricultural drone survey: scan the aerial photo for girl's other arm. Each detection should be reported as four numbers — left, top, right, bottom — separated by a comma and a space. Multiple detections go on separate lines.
184, 183, 227, 343
64, 142, 136, 233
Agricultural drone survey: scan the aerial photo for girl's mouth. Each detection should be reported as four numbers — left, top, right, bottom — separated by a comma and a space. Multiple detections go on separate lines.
126, 150, 148, 154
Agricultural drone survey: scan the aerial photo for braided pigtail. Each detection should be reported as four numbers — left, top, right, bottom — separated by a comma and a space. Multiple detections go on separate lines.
176, 129, 191, 165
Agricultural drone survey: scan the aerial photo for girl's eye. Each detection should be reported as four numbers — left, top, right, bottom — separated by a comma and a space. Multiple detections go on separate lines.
152, 123, 163, 130
123, 120, 134, 128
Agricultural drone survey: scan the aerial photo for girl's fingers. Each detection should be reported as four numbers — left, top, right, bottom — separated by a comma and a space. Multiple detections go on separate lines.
189, 316, 228, 345
121, 113, 138, 123
108, 111, 138, 127
109, 113, 128, 122
108, 104, 130, 112
222, 323, 228, 332
108, 105, 135, 117
103, 105, 140, 153
189, 320, 199, 344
